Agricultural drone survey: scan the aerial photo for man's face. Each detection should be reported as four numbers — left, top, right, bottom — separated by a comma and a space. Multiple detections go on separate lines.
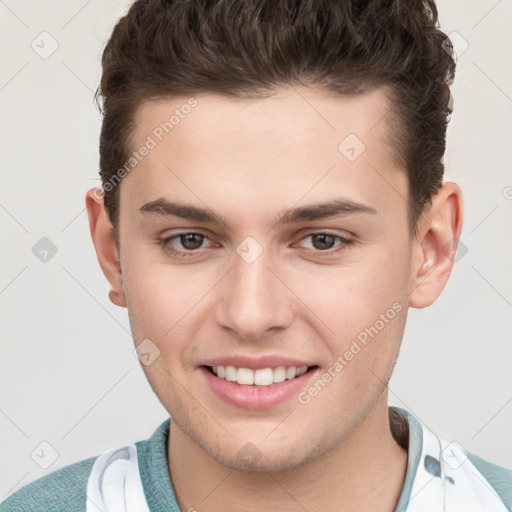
118, 87, 414, 471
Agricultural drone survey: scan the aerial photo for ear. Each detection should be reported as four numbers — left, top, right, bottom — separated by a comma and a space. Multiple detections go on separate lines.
408, 181, 464, 308
85, 188, 126, 308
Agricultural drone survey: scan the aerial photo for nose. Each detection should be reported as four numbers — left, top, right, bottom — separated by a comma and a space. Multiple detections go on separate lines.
214, 246, 294, 340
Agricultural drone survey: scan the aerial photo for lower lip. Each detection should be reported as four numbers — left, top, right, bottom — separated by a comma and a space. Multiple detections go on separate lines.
199, 366, 318, 410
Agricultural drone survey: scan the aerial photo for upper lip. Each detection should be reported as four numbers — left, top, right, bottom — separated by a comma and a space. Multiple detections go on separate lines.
201, 355, 317, 370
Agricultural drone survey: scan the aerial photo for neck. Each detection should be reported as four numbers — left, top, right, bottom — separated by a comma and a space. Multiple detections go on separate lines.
167, 397, 408, 512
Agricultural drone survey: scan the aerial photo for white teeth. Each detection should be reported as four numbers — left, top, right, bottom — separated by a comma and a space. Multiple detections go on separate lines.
273, 366, 287, 383
254, 368, 274, 386
286, 367, 297, 379
225, 365, 237, 382
237, 367, 254, 385
210, 365, 310, 386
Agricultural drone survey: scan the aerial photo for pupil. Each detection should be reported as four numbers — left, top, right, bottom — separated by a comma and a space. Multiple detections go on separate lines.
181, 233, 203, 250
313, 233, 334, 250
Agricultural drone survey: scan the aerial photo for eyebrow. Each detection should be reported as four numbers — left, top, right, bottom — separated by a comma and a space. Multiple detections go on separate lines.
139, 198, 377, 227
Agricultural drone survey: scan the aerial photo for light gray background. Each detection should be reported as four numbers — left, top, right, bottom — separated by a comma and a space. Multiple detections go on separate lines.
1, 0, 511, 500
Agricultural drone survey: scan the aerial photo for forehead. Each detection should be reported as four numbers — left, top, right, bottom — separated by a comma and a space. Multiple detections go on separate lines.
133, 85, 393, 155
122, 86, 407, 227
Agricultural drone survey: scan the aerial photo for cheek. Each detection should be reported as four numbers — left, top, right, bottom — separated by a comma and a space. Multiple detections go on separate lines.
296, 252, 409, 338
288, 238, 410, 380
122, 254, 218, 368
122, 229, 410, 346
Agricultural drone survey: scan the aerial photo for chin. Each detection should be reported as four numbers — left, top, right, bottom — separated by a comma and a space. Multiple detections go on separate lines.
213, 446, 311, 473
202, 429, 333, 473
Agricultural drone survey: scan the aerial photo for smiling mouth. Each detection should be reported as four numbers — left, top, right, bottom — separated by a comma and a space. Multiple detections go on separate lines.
203, 365, 318, 386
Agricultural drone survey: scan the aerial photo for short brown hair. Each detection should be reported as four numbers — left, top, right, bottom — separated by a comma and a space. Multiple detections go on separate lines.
96, 0, 456, 240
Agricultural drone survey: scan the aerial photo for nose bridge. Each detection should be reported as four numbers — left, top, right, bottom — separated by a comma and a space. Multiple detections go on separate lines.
215, 239, 293, 339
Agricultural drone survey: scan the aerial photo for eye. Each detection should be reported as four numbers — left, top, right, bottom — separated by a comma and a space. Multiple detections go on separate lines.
297, 232, 354, 256
157, 230, 354, 259
158, 232, 213, 257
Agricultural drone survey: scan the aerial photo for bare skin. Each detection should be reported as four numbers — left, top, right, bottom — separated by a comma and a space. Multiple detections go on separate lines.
86, 86, 463, 511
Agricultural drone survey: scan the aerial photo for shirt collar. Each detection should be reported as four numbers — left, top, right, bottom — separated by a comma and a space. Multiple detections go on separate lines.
137, 407, 507, 512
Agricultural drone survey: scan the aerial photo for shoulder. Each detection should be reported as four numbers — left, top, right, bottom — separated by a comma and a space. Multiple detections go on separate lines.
391, 406, 512, 511
0, 421, 169, 512
0, 456, 97, 512
466, 451, 512, 510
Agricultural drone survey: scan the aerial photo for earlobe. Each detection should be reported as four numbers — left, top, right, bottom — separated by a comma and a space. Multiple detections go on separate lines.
408, 182, 464, 308
85, 188, 126, 308
108, 288, 126, 308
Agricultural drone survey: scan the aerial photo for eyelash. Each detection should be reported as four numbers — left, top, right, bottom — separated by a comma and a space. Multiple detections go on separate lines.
157, 231, 354, 259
